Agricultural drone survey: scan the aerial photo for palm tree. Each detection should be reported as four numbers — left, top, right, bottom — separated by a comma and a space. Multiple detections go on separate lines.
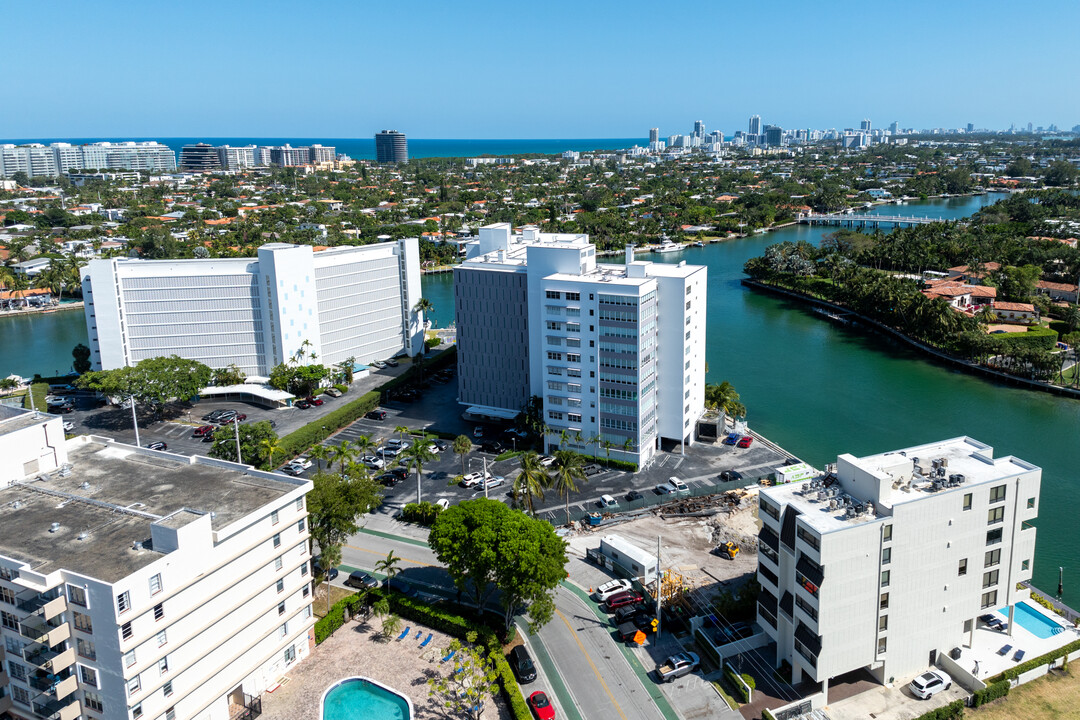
259, 438, 281, 470
452, 434, 472, 476
376, 551, 402, 583
413, 297, 434, 326
557, 428, 573, 450
394, 425, 410, 447
704, 381, 746, 420
550, 450, 586, 526
354, 434, 377, 460
330, 440, 356, 474
308, 443, 330, 471
398, 440, 436, 504
514, 451, 549, 515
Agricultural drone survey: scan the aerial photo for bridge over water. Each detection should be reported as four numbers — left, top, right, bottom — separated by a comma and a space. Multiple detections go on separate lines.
798, 212, 946, 228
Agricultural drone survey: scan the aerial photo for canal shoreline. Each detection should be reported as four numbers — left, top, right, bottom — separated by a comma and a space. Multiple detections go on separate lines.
743, 278, 1080, 401
0, 301, 84, 318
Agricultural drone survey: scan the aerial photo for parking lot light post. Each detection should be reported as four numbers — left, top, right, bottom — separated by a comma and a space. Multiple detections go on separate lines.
483, 456, 489, 499
129, 396, 141, 448
233, 417, 242, 463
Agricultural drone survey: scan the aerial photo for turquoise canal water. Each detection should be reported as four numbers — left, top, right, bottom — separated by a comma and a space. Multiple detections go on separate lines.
322, 678, 411, 720
0, 307, 88, 378
421, 193, 1080, 607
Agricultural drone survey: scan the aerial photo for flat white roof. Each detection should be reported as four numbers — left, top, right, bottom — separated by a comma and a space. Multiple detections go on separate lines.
200, 384, 294, 402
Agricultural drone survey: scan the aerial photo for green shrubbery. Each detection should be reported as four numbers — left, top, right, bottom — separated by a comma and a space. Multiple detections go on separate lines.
313, 592, 372, 643
989, 327, 1058, 352
971, 679, 1010, 707
694, 628, 720, 667
989, 637, 1080, 682
425, 336, 442, 349
913, 699, 964, 720
399, 501, 444, 526
276, 391, 381, 460
723, 666, 751, 703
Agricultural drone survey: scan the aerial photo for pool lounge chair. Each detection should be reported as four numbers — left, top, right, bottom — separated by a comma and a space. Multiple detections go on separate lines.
419, 633, 433, 649
1013, 649, 1025, 662
997, 644, 1013, 656
396, 627, 411, 641
441, 649, 456, 663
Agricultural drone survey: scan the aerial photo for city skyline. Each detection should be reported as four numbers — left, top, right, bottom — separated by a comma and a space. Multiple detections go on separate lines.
3, 0, 1078, 139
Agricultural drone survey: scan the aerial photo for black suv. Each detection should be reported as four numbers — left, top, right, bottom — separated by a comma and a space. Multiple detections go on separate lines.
509, 645, 536, 683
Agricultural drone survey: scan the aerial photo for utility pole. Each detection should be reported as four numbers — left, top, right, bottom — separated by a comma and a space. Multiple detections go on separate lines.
233, 417, 242, 463
655, 534, 662, 641
483, 456, 489, 499
130, 396, 141, 448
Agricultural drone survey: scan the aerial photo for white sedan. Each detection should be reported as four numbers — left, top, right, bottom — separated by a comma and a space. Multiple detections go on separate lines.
460, 472, 487, 488
539, 455, 556, 467
62, 421, 75, 432
361, 455, 386, 469
289, 458, 312, 470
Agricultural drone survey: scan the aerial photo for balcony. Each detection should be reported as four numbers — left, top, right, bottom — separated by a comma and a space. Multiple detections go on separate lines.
30, 673, 78, 702
0, 695, 12, 715
229, 693, 262, 720
32, 695, 81, 720
20, 617, 70, 647
22, 643, 75, 673
16, 594, 66, 621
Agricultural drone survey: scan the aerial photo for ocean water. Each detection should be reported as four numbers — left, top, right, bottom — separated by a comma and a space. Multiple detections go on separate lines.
0, 137, 646, 161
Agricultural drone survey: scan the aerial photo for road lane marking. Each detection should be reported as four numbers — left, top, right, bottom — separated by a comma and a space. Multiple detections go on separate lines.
555, 606, 629, 720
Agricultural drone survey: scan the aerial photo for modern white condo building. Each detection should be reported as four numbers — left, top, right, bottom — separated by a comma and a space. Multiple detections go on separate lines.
0, 407, 315, 720
81, 239, 424, 375
756, 437, 1040, 699
454, 223, 706, 465
0, 143, 176, 178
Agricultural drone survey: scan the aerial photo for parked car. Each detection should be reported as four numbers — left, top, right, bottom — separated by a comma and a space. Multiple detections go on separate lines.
613, 603, 647, 626
202, 409, 227, 422
909, 669, 951, 700
626, 489, 645, 502
370, 360, 387, 369
656, 652, 700, 683
384, 577, 417, 598
378, 445, 402, 458
385, 358, 399, 367
325, 387, 343, 398
376, 473, 400, 486
289, 458, 312, 470
386, 438, 412, 449
737, 435, 754, 448
538, 455, 556, 467
722, 432, 740, 445
527, 691, 555, 720
482, 476, 506, 490
201, 432, 217, 443
599, 494, 618, 508
193, 425, 215, 438
654, 482, 677, 495
312, 556, 338, 581
281, 465, 305, 477
509, 645, 537, 684
719, 469, 743, 482
146, 441, 167, 451
431, 439, 449, 451
605, 590, 645, 611
426, 441, 442, 454
387, 467, 409, 480
473, 426, 484, 438
295, 400, 312, 410
460, 472, 487, 488
718, 621, 754, 642
361, 455, 386, 469
366, 409, 387, 420
305, 396, 324, 407
583, 464, 603, 477
345, 570, 379, 590
480, 441, 505, 455
215, 410, 238, 423
669, 477, 689, 492
594, 579, 633, 602
62, 421, 75, 432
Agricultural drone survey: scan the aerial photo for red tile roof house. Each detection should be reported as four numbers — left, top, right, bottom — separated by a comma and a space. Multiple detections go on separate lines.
1035, 280, 1079, 304
946, 262, 1001, 284
990, 301, 1038, 324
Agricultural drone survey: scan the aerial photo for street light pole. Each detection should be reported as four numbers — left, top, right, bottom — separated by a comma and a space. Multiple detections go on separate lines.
655, 534, 662, 641
233, 417, 242, 463
483, 456, 489, 499
130, 396, 141, 448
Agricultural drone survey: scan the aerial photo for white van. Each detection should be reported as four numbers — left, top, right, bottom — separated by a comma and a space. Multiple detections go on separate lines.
669, 477, 689, 492
600, 494, 618, 508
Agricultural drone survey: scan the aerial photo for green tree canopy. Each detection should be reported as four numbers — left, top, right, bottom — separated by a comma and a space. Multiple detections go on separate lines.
71, 344, 92, 374
210, 364, 246, 386
704, 381, 746, 419
429, 498, 568, 634
76, 355, 212, 412
208, 420, 277, 468
306, 470, 383, 562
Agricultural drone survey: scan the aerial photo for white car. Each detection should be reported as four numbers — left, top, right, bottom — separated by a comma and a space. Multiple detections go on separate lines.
669, 477, 689, 492
371, 361, 387, 369
481, 476, 505, 490
599, 494, 618, 508
289, 458, 312, 470
460, 472, 486, 488
386, 438, 412, 449
426, 442, 442, 454
909, 669, 951, 700
62, 421, 75, 432
378, 445, 402, 458
361, 455, 385, 469
538, 455, 556, 467
594, 579, 633, 602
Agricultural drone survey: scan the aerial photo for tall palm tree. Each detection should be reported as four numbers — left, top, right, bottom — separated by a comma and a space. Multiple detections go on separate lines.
308, 443, 330, 471
550, 450, 586, 526
413, 297, 434, 325
394, 425, 410, 447
354, 434, 377, 459
398, 440, 436, 504
514, 451, 549, 515
452, 434, 472, 477
376, 551, 402, 582
330, 440, 356, 474
259, 438, 281, 470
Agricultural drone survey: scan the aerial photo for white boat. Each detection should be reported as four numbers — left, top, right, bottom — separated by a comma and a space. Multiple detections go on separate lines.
692, 241, 705, 247
653, 241, 684, 253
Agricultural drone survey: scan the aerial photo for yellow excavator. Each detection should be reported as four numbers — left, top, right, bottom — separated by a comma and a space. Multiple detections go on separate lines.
717, 541, 740, 560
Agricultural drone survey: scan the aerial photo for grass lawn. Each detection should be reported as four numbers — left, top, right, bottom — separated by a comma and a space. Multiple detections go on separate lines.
969, 667, 1080, 720
312, 582, 355, 618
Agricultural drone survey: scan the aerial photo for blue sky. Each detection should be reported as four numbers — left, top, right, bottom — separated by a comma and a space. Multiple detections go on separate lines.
3, 0, 1078, 139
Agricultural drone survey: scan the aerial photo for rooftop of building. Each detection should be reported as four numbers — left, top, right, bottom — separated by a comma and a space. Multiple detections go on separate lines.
0, 436, 308, 583
763, 437, 1039, 533
0, 405, 54, 437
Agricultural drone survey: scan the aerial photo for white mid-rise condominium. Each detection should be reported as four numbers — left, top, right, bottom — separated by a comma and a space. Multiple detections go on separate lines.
81, 239, 424, 375
454, 223, 706, 465
0, 406, 315, 720
0, 143, 176, 178
757, 437, 1040, 699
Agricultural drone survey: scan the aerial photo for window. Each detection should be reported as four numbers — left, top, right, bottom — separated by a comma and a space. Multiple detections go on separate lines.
279, 623, 288, 639
1022, 559, 1030, 571
296, 516, 306, 533
122, 621, 133, 640
983, 570, 999, 589
0, 610, 17, 630
284, 644, 296, 664
988, 506, 1005, 525
958, 558, 968, 576
73, 611, 93, 633
877, 637, 887, 654
68, 584, 88, 606
881, 570, 890, 587
156, 630, 167, 647
149, 574, 162, 595
9, 661, 26, 681
981, 590, 998, 609
78, 638, 96, 660
80, 665, 99, 688
963, 493, 972, 511
796, 526, 820, 550
11, 686, 30, 707
882, 524, 893, 542
278, 601, 286, 616
295, 497, 304, 512
1027, 497, 1036, 509
987, 528, 1003, 545
271, 510, 280, 525
273, 533, 281, 548
545, 290, 560, 299
165, 707, 176, 720
127, 675, 141, 695
84, 691, 104, 712
303, 584, 310, 598
760, 498, 780, 521
132, 703, 143, 719
277, 579, 285, 594
989, 485, 1006, 503
879, 615, 888, 631
124, 649, 137, 667
163, 681, 173, 698
301, 561, 309, 577
0, 586, 13, 605
117, 590, 131, 614
881, 547, 891, 565
158, 656, 169, 675
985, 549, 1001, 567
880, 593, 889, 610
274, 556, 283, 571
154, 603, 164, 621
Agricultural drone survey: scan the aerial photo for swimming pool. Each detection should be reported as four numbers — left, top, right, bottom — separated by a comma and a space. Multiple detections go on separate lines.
321, 677, 413, 720
997, 601, 1064, 639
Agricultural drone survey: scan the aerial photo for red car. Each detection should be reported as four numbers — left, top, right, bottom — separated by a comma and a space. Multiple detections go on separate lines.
605, 590, 645, 611
193, 425, 215, 437
305, 396, 324, 407
737, 435, 754, 448
527, 691, 555, 720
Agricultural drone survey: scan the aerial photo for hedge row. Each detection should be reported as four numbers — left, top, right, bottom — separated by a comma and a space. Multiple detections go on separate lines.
276, 390, 381, 460
989, 327, 1059, 352
988, 637, 1080, 682
971, 679, 1010, 707
723, 666, 750, 703
399, 501, 445, 526
913, 699, 964, 720
694, 628, 721, 667
313, 592, 370, 643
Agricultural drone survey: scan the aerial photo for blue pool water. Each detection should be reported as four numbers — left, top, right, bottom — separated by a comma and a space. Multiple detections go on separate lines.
322, 678, 411, 720
997, 602, 1064, 640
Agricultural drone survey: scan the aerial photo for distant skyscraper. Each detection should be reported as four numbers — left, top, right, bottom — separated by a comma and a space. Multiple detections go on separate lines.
860, 119, 872, 132
764, 125, 783, 147
178, 143, 223, 172
649, 128, 659, 143
1027, 122, 1034, 133
889, 121, 899, 134
966, 123, 975, 133
748, 115, 761, 136
375, 130, 408, 163
693, 120, 705, 137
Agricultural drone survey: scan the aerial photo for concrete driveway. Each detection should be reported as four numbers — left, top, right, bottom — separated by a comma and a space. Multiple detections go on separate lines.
826, 670, 967, 720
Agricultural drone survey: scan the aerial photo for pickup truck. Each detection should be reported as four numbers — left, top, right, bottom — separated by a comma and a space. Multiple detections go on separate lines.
656, 652, 700, 683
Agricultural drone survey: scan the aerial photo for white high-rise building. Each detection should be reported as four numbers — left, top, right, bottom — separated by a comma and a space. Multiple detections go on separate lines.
0, 142, 176, 178
748, 115, 762, 136
757, 437, 1040, 699
648, 128, 660, 144
217, 146, 257, 171
81, 239, 424, 375
0, 414, 315, 720
454, 224, 706, 465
